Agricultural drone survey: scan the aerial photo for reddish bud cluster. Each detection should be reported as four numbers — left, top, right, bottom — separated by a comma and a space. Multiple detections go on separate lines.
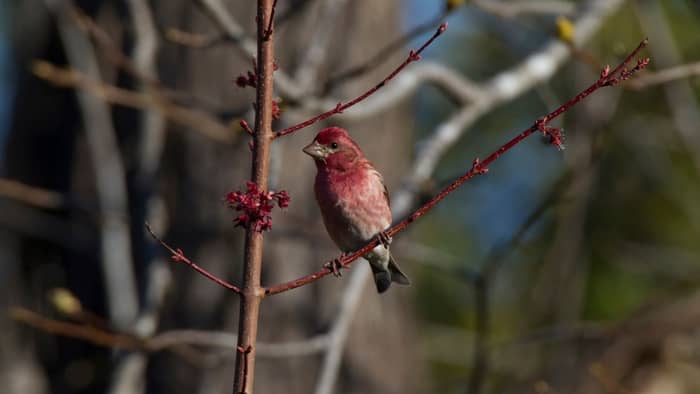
252, 98, 283, 120
272, 99, 281, 120
235, 59, 280, 89
602, 57, 651, 87
536, 117, 565, 150
235, 71, 257, 88
470, 158, 489, 175
171, 248, 186, 263
226, 182, 290, 232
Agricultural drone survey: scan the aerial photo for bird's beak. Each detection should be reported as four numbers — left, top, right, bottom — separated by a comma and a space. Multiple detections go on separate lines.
303, 141, 327, 160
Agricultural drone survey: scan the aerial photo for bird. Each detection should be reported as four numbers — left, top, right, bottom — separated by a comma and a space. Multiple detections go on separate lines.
303, 126, 410, 293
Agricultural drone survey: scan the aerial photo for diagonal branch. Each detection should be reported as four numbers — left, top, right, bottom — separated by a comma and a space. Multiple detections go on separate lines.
273, 22, 448, 138
392, 0, 629, 214
322, 9, 451, 92
145, 223, 242, 294
264, 38, 649, 296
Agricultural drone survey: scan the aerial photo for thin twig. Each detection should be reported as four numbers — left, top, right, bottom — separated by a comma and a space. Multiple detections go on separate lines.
322, 10, 450, 92
145, 222, 242, 294
274, 22, 448, 138
301, 61, 483, 122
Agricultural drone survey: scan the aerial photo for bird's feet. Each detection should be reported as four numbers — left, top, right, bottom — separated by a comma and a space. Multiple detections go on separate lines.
324, 254, 347, 277
376, 231, 392, 248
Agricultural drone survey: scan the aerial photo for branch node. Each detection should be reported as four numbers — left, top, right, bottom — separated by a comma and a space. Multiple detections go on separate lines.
171, 248, 186, 263
471, 158, 489, 175
262, 0, 278, 41
237, 345, 253, 354
240, 119, 254, 135
535, 117, 565, 150
145, 222, 242, 294
323, 258, 345, 277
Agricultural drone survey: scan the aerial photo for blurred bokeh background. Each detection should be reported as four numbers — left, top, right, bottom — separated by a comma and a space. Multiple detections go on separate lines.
2, 0, 700, 393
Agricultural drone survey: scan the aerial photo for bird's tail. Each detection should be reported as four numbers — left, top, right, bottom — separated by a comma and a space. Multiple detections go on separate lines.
371, 255, 410, 293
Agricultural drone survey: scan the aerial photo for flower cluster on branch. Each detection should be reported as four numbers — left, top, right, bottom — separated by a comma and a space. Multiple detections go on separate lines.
226, 181, 290, 232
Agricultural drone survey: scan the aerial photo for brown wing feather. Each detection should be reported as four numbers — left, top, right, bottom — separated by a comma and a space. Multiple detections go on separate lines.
368, 161, 390, 208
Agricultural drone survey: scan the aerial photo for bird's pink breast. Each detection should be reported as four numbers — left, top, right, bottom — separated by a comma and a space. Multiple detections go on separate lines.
314, 162, 391, 252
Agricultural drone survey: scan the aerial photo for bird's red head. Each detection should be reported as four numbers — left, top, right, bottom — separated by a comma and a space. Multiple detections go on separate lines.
303, 127, 365, 171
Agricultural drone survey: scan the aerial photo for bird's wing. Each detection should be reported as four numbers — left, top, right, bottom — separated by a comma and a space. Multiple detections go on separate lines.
368, 163, 390, 208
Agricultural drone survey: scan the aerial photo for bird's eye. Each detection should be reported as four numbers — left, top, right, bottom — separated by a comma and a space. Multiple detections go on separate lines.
330, 142, 339, 149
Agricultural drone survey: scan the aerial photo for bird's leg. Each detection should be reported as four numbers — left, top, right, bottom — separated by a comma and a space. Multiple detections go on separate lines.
377, 231, 392, 248
324, 253, 347, 277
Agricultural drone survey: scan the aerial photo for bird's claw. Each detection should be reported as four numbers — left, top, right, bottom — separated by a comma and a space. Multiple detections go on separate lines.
377, 231, 392, 248
324, 256, 345, 277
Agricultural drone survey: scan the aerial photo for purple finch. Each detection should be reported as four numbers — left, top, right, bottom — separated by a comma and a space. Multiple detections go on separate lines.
303, 127, 410, 293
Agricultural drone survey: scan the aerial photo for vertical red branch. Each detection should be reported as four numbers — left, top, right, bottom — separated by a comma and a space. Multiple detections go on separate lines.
232, 0, 276, 393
